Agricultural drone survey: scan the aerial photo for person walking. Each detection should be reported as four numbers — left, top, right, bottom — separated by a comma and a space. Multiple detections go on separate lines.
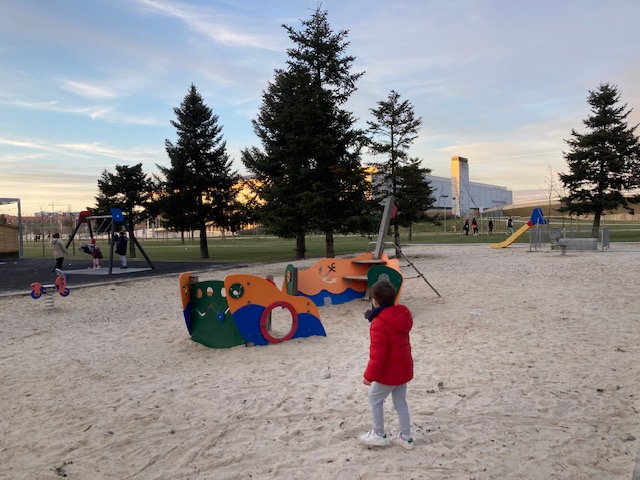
488, 218, 494, 234
471, 218, 479, 235
507, 217, 514, 235
359, 280, 415, 450
50, 233, 68, 272
115, 231, 128, 269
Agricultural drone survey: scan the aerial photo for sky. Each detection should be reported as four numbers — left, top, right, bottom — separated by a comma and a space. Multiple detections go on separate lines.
1, 0, 640, 217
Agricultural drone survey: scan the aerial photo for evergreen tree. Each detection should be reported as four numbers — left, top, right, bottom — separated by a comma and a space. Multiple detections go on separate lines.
242, 69, 316, 258
95, 163, 156, 257
559, 83, 640, 237
367, 90, 427, 249
395, 158, 435, 240
242, 6, 369, 259
161, 84, 239, 258
155, 156, 196, 244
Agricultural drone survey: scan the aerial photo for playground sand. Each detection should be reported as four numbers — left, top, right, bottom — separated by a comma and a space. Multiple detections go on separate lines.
1, 244, 639, 479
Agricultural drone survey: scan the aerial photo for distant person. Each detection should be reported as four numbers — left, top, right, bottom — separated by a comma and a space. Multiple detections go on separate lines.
463, 219, 470, 236
359, 280, 414, 450
90, 238, 103, 269
115, 231, 128, 269
488, 219, 494, 234
507, 217, 514, 235
471, 218, 478, 235
50, 233, 68, 272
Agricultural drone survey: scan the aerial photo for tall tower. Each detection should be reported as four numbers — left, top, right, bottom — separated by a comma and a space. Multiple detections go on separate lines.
450, 156, 470, 217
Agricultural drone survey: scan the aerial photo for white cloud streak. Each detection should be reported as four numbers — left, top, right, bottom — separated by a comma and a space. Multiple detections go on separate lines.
135, 0, 282, 50
60, 80, 120, 99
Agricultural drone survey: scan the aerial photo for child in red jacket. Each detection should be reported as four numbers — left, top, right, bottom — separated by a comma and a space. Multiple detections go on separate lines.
359, 280, 414, 450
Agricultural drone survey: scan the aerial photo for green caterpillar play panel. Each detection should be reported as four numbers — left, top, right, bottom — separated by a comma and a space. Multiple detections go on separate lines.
190, 280, 245, 348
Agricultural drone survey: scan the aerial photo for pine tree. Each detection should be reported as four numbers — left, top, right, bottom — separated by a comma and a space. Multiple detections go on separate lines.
559, 83, 640, 237
95, 163, 156, 257
242, 6, 369, 258
160, 84, 239, 258
395, 158, 435, 241
242, 69, 316, 258
367, 90, 428, 249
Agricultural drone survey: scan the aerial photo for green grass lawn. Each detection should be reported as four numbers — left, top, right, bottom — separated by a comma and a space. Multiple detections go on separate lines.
24, 235, 373, 263
22, 217, 640, 264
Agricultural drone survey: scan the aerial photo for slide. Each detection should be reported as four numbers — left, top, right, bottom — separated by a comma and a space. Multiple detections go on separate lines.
491, 207, 547, 249
490, 223, 532, 248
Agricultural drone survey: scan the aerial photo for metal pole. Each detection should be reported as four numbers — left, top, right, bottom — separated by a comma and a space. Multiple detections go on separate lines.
40, 208, 45, 257
17, 199, 23, 258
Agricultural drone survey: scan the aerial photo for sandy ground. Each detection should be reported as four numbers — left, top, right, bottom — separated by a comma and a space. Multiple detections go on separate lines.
1, 244, 639, 480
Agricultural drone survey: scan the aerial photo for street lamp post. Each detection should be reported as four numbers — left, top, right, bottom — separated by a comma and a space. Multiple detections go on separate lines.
441, 195, 448, 234
49, 202, 55, 238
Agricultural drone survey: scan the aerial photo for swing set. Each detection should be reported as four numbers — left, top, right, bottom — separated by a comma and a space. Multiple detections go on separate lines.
66, 208, 155, 274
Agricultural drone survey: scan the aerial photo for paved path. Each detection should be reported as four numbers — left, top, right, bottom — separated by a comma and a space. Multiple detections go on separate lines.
0, 257, 246, 297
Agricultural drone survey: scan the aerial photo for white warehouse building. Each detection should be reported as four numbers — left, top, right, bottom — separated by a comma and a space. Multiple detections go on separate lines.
428, 156, 512, 217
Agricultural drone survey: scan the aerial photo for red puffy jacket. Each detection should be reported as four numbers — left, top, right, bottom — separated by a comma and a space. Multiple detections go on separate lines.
363, 305, 414, 386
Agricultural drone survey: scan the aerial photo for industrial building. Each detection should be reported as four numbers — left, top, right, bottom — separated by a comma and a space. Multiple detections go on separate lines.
429, 156, 512, 217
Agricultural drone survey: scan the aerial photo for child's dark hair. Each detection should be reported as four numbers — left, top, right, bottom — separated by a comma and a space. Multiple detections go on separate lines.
371, 280, 397, 306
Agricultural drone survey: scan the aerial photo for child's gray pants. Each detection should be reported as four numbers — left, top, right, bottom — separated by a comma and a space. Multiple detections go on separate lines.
368, 382, 410, 437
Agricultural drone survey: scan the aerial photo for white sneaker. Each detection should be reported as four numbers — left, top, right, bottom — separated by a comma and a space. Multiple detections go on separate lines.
358, 431, 389, 447
390, 433, 415, 450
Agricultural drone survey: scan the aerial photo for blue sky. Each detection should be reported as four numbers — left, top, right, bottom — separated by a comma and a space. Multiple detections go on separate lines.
1, 0, 639, 216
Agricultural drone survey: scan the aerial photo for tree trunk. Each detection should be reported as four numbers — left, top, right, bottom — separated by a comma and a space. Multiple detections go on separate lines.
408, 224, 413, 241
296, 233, 306, 259
591, 212, 601, 238
180, 230, 185, 244
325, 230, 335, 258
127, 220, 137, 258
199, 219, 209, 259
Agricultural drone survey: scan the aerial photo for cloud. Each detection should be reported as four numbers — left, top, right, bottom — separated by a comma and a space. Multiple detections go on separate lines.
134, 0, 282, 50
0, 135, 163, 166
60, 80, 119, 99
0, 137, 51, 150
0, 136, 166, 214
0, 96, 110, 119
0, 170, 103, 213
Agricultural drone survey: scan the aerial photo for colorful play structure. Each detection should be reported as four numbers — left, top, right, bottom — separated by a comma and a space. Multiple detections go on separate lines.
180, 272, 325, 348
282, 252, 402, 306
179, 196, 440, 349
491, 207, 547, 249
179, 262, 406, 349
